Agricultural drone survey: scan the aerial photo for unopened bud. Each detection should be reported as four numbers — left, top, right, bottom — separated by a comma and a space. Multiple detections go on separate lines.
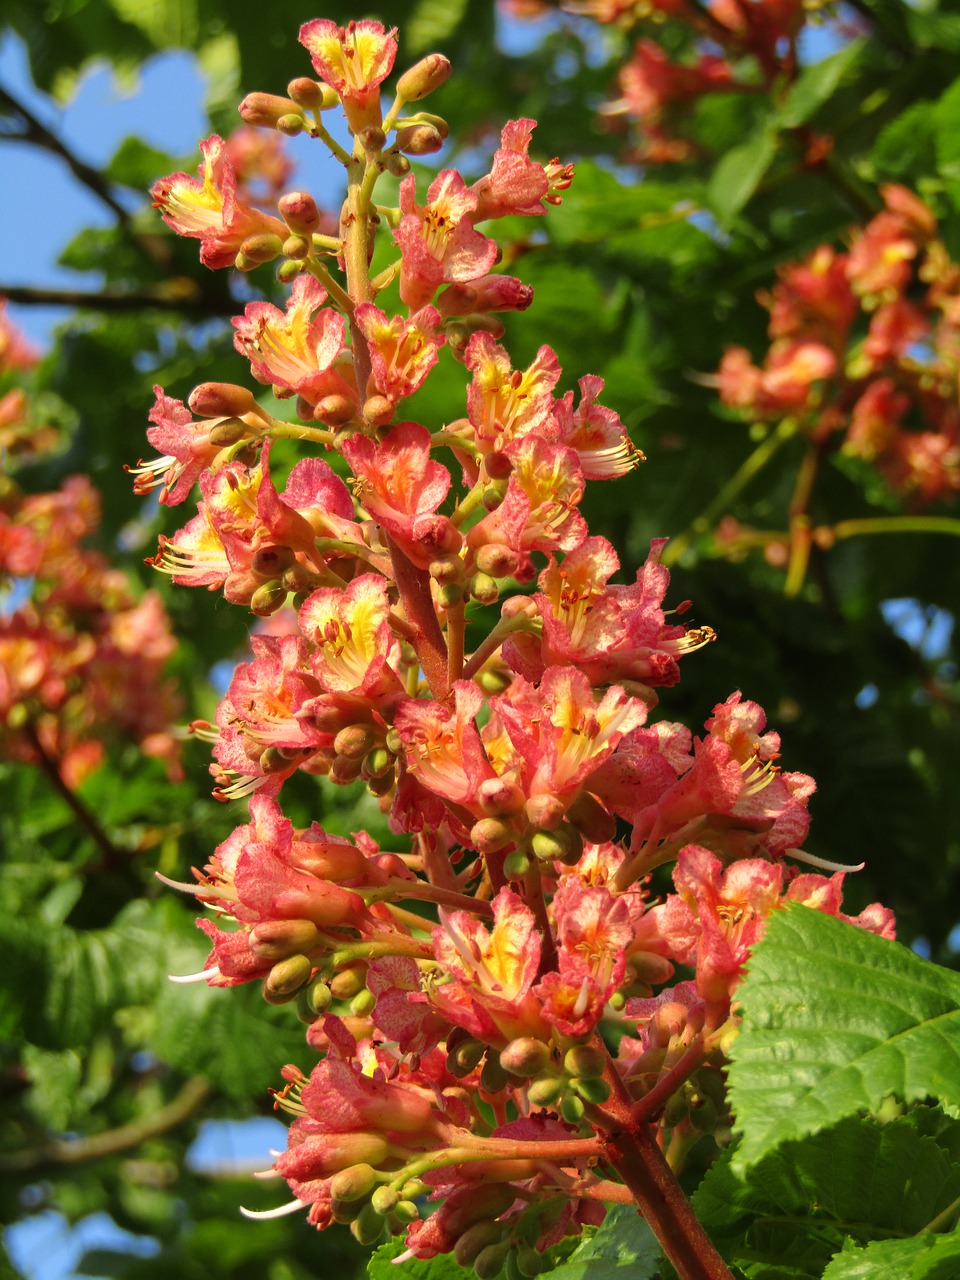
287, 77, 338, 111
476, 545, 519, 578
316, 394, 355, 426
531, 823, 583, 866
366, 771, 395, 798
334, 724, 376, 759
350, 1201, 385, 1246
385, 728, 403, 755
469, 573, 499, 605
207, 418, 249, 446
478, 776, 525, 817
525, 794, 565, 831
517, 1247, 544, 1277
282, 234, 312, 260
358, 125, 386, 153
480, 1054, 509, 1095
264, 953, 313, 998
362, 747, 394, 780
250, 580, 288, 616
501, 1037, 552, 1078
526, 1076, 564, 1107
252, 544, 296, 577
249, 918, 319, 960
502, 849, 531, 880
563, 1045, 606, 1079
259, 745, 295, 774
560, 1093, 585, 1124
281, 563, 313, 593
329, 966, 366, 1001
454, 1220, 504, 1269
238, 232, 284, 263
276, 259, 303, 283
330, 1162, 379, 1204
396, 54, 452, 102
277, 113, 306, 136
481, 481, 507, 511
631, 952, 675, 985
470, 817, 514, 855
437, 582, 464, 610
330, 753, 363, 784
567, 791, 617, 844
447, 1037, 485, 1078
351, 988, 375, 1017
279, 191, 325, 235
477, 666, 512, 695
385, 152, 411, 178
429, 553, 464, 585
687, 1092, 718, 1134
484, 450, 513, 481
392, 1199, 420, 1225
190, 382, 258, 418
396, 124, 445, 155
474, 1242, 511, 1280
571, 1076, 611, 1105
239, 93, 303, 128
296, 978, 333, 1022
370, 1185, 399, 1215
363, 394, 394, 427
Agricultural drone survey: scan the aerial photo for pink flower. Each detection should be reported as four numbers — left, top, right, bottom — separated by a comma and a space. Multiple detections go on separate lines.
151, 135, 286, 269
354, 303, 444, 406
394, 171, 499, 311
233, 275, 357, 415
299, 574, 404, 699
341, 422, 458, 568
469, 119, 572, 222
463, 332, 560, 454
298, 19, 398, 133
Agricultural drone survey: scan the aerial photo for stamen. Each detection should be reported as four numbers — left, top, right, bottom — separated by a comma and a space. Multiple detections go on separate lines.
785, 848, 866, 874
239, 1200, 307, 1220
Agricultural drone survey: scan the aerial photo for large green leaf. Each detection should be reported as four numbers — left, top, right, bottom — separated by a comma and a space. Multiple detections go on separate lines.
693, 1114, 960, 1277
777, 40, 867, 129
368, 1240, 475, 1280
707, 126, 778, 224
727, 906, 960, 1170
821, 1232, 960, 1280
546, 1207, 660, 1280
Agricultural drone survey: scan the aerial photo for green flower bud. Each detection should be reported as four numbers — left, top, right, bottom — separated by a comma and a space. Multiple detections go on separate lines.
447, 1037, 485, 1078
570, 1076, 611, 1105
334, 724, 376, 759
454, 1220, 504, 1269
207, 417, 249, 446
351, 988, 375, 1017
392, 1199, 420, 1224
480, 1053, 509, 1095
277, 112, 306, 136
371, 1185, 399, 1216
350, 1201, 386, 1246
526, 1075, 564, 1108
264, 953, 312, 997
396, 54, 452, 102
474, 1241, 511, 1280
249, 918, 319, 960
563, 1045, 606, 1080
502, 849, 531, 880
560, 1093, 586, 1124
500, 1037, 552, 1078
329, 1162, 379, 1204
517, 1246, 544, 1277
276, 259, 303, 283
296, 978, 333, 1023
469, 573, 499, 605
239, 93, 304, 128
282, 234, 312, 260
250, 580, 288, 617
329, 966, 366, 1001
362, 747, 394, 779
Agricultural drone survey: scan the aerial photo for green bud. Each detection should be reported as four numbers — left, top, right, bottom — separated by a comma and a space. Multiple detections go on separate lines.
480, 1054, 509, 1095
560, 1093, 586, 1124
454, 1220, 504, 1269
469, 573, 499, 605
687, 1093, 718, 1135
470, 817, 514, 854
250, 580, 288, 616
296, 978, 332, 1023
329, 1163, 379, 1204
429, 553, 464, 584
526, 1075, 564, 1108
366, 771, 395, 798
474, 1241, 511, 1280
663, 1090, 688, 1128
392, 1199, 420, 1224
502, 849, 531, 880
334, 724, 376, 759
251, 544, 296, 577
385, 151, 412, 178
371, 1185, 399, 1216
283, 234, 312, 260
329, 966, 365, 1000
385, 728, 403, 755
277, 112, 305, 136
570, 1076, 611, 1105
447, 1037, 485, 1078
276, 259, 303, 283
481, 481, 507, 511
351, 988, 375, 1017
516, 1246, 544, 1277
500, 1037, 551, 1078
396, 54, 452, 103
531, 823, 582, 865
237, 232, 284, 263
350, 1201, 385, 1246
401, 1179, 430, 1200
362, 747, 394, 779
438, 582, 464, 609
249, 918, 319, 961
264, 953, 313, 997
563, 1045, 606, 1080
207, 417, 249, 446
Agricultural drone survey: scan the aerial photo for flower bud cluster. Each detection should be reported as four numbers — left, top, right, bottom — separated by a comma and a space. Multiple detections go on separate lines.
143, 17, 896, 1269
717, 185, 960, 505
0, 303, 181, 787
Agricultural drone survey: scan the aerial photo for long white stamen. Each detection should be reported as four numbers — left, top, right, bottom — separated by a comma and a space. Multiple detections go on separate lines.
168, 965, 220, 984
785, 848, 865, 874
239, 1199, 307, 1220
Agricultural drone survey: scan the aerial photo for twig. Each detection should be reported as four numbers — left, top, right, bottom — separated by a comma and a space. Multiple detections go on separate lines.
0, 283, 237, 317
0, 1076, 211, 1174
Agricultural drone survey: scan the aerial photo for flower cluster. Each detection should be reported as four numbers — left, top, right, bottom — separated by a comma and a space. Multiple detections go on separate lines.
0, 304, 182, 787
145, 20, 894, 1274
717, 185, 960, 504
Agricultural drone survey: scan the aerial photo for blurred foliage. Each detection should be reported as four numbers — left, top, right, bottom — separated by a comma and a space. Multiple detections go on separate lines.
1, 0, 960, 1277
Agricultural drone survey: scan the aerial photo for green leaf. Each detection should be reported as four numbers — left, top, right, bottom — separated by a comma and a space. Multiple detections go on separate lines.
708, 127, 777, 223
821, 1232, 960, 1280
777, 39, 866, 129
693, 1114, 960, 1277
368, 1240, 475, 1280
727, 906, 960, 1170
546, 1207, 660, 1280
406, 0, 470, 52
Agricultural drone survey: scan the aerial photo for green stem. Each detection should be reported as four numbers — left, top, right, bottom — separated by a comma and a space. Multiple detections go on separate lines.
827, 516, 960, 540
265, 422, 336, 446
303, 260, 354, 313
461, 608, 538, 683
662, 421, 797, 566
918, 1191, 960, 1236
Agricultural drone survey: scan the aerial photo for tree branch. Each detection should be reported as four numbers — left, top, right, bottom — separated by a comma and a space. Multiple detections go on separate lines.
0, 283, 237, 317
0, 1076, 212, 1175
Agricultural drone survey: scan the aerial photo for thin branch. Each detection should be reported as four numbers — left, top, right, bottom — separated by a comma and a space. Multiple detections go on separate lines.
0, 283, 237, 318
25, 724, 126, 872
0, 84, 133, 227
0, 1076, 212, 1175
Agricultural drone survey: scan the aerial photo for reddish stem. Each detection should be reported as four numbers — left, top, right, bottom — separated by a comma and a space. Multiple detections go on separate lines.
387, 535, 449, 698
604, 1122, 735, 1280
